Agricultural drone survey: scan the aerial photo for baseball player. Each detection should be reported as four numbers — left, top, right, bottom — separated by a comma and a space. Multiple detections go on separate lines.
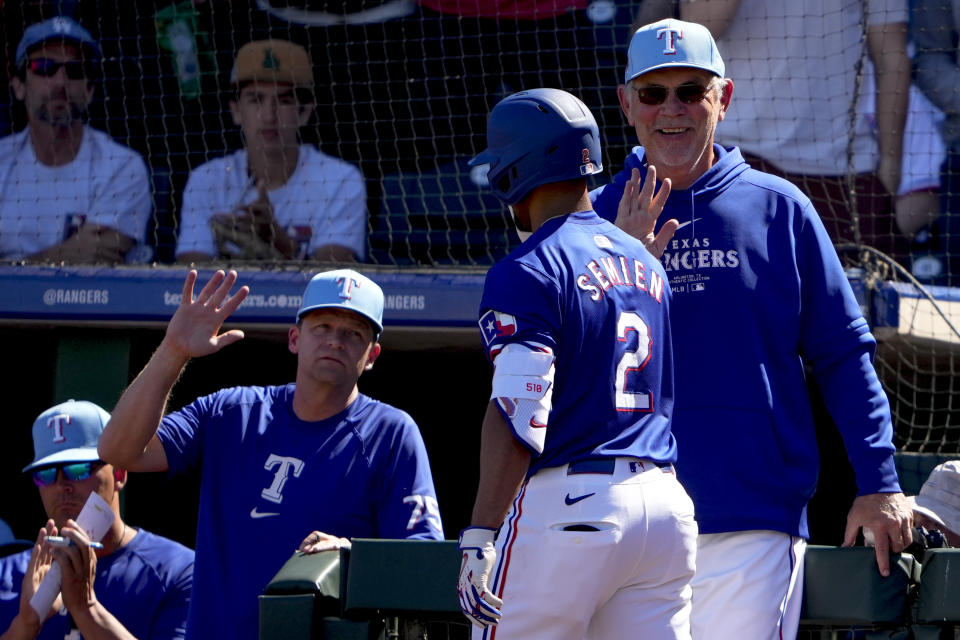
98, 269, 444, 640
457, 88, 697, 640
590, 19, 912, 639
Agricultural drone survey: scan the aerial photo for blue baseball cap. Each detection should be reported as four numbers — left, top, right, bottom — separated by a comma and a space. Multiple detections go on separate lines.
15, 17, 101, 68
625, 19, 724, 84
23, 400, 110, 472
297, 269, 384, 336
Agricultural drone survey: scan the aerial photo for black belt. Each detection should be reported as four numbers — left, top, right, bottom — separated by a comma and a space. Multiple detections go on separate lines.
566, 457, 669, 475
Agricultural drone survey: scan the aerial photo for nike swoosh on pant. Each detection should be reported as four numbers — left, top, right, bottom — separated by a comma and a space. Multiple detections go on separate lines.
250, 507, 280, 519
564, 492, 596, 505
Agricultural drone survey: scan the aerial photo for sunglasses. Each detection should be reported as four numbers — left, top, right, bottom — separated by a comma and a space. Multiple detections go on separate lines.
633, 82, 712, 106
26, 58, 89, 80
31, 461, 102, 487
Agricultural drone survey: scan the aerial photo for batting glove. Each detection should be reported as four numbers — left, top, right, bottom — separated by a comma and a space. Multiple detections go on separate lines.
457, 527, 503, 628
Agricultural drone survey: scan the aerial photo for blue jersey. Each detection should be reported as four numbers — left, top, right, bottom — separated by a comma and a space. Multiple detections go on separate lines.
0, 529, 194, 640
480, 210, 676, 476
157, 385, 444, 640
591, 145, 901, 537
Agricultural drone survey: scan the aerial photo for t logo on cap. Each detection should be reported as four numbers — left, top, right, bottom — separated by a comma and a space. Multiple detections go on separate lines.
658, 26, 682, 55
337, 275, 360, 301
23, 399, 111, 473
48, 413, 72, 444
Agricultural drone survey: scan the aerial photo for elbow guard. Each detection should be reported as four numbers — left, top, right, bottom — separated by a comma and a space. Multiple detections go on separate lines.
490, 343, 555, 455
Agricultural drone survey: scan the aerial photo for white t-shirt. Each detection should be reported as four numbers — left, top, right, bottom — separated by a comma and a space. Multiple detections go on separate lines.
176, 145, 367, 260
858, 55, 947, 195
714, 0, 908, 175
0, 127, 151, 260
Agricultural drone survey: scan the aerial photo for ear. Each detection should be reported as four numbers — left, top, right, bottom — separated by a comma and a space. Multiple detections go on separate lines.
364, 342, 382, 371
288, 325, 300, 355
11, 76, 26, 102
617, 84, 633, 126
716, 78, 734, 123
229, 99, 242, 127
113, 468, 127, 491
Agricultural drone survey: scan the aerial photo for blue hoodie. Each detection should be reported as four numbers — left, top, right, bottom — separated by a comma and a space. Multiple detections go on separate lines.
591, 145, 901, 537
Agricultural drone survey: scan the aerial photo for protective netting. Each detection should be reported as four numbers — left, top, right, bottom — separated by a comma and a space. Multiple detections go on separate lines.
1, 2, 959, 453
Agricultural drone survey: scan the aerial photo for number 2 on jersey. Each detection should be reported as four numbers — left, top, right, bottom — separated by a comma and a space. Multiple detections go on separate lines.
615, 311, 652, 412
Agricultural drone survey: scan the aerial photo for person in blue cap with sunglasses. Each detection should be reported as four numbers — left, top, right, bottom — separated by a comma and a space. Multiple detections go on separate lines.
0, 16, 150, 264
0, 399, 194, 639
99, 269, 444, 640
590, 19, 912, 639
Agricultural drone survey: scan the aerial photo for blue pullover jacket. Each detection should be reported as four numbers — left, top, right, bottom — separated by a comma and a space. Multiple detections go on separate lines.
591, 145, 901, 537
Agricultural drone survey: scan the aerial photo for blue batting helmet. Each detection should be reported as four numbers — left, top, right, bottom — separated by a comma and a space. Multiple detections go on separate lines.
470, 88, 603, 205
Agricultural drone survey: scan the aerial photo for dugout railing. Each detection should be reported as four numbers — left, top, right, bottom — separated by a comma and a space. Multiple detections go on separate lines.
258, 540, 960, 640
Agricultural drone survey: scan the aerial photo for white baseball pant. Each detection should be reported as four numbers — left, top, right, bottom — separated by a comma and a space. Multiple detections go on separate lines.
690, 530, 806, 640
475, 457, 698, 640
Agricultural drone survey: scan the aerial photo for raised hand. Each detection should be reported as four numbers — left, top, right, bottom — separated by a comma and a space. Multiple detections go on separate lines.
615, 165, 678, 259
163, 270, 249, 360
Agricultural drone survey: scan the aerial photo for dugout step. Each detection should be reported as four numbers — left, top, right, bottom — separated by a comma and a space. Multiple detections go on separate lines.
800, 545, 919, 627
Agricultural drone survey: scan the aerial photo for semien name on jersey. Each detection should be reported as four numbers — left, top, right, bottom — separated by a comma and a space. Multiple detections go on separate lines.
577, 254, 665, 303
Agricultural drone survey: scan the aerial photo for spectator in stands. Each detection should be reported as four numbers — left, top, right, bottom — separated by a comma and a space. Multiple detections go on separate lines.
912, 0, 960, 286
589, 19, 912, 639
0, 399, 194, 639
909, 460, 960, 547
176, 39, 366, 263
0, 16, 152, 264
681, 0, 911, 263
858, 54, 948, 282
98, 269, 444, 640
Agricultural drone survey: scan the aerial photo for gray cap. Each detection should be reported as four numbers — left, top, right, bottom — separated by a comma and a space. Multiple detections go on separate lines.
625, 19, 724, 84
23, 400, 109, 472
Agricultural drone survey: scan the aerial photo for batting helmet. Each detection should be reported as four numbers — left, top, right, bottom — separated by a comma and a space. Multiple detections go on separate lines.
470, 88, 603, 205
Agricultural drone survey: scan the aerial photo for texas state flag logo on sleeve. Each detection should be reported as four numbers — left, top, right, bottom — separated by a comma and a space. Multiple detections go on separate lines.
479, 310, 517, 348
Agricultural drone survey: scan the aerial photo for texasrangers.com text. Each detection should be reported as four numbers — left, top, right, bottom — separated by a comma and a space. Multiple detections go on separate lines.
163, 291, 302, 309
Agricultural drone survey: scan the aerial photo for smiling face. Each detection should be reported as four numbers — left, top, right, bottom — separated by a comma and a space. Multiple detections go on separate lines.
289, 308, 380, 390
618, 67, 732, 190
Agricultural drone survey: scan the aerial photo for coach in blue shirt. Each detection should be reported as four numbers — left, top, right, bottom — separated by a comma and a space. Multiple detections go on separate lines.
0, 400, 194, 640
590, 18, 913, 640
98, 269, 444, 640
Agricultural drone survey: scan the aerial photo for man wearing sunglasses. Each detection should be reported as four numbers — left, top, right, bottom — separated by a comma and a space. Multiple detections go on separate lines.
590, 19, 911, 640
0, 399, 194, 639
0, 16, 151, 263
98, 269, 444, 640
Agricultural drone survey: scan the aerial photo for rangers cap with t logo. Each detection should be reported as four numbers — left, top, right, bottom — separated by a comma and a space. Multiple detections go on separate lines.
296, 269, 384, 336
625, 18, 725, 84
23, 399, 110, 472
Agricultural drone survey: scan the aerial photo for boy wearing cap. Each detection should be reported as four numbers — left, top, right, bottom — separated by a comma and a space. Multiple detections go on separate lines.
176, 39, 366, 263
99, 269, 443, 640
0, 17, 151, 263
589, 19, 911, 639
0, 400, 194, 640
